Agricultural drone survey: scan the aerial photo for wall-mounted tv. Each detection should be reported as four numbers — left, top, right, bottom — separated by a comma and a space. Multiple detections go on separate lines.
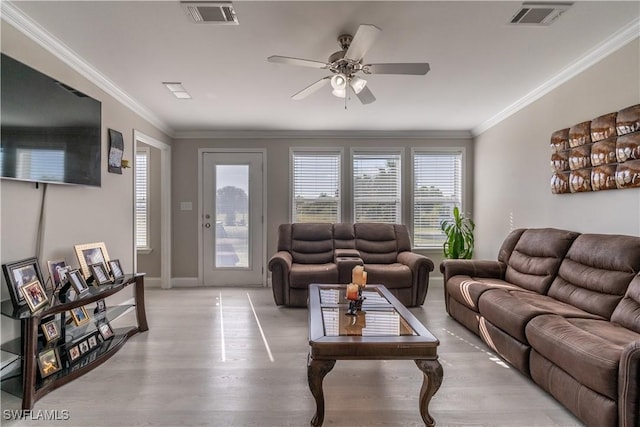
1, 53, 102, 187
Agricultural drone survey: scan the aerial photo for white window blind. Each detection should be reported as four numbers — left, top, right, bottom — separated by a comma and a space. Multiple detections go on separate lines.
292, 151, 341, 223
16, 148, 65, 182
413, 151, 463, 248
135, 148, 149, 249
353, 152, 401, 224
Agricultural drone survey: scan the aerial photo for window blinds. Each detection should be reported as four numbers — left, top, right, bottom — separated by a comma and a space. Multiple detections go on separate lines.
292, 152, 341, 223
353, 152, 401, 224
135, 150, 149, 249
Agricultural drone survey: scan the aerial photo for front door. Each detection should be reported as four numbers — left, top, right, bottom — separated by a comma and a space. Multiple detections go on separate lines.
202, 151, 264, 286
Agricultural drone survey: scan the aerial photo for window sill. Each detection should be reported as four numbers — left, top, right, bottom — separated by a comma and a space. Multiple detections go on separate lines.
137, 248, 153, 255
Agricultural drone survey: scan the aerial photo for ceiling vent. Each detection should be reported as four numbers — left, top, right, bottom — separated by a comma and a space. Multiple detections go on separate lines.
181, 2, 238, 25
510, 2, 572, 25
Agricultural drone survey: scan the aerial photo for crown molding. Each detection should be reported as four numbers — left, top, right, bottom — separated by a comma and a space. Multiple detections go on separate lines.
472, 18, 640, 137
173, 129, 473, 140
1, 1, 174, 137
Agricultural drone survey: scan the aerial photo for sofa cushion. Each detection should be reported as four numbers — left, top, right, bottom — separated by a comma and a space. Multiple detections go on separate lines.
547, 233, 640, 319
333, 223, 356, 249
354, 223, 399, 264
289, 263, 338, 289
290, 223, 334, 264
363, 263, 412, 289
446, 275, 523, 312
611, 273, 640, 333
478, 289, 602, 343
504, 228, 579, 294
526, 314, 640, 400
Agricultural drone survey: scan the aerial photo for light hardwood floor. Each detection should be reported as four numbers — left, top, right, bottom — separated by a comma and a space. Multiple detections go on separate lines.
2, 281, 584, 427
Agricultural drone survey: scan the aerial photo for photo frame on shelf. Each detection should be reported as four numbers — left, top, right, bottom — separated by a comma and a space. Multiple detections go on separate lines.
20, 280, 49, 313
98, 322, 115, 340
70, 306, 90, 327
37, 347, 62, 378
46, 259, 68, 291
67, 345, 81, 363
2, 257, 45, 309
67, 269, 90, 294
41, 319, 60, 342
89, 263, 111, 285
74, 242, 110, 279
108, 259, 124, 280
87, 333, 99, 350
78, 340, 90, 355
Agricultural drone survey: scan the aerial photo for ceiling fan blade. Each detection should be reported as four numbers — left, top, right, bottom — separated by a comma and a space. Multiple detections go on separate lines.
355, 85, 376, 105
267, 55, 328, 69
345, 24, 381, 61
364, 63, 431, 75
291, 77, 331, 100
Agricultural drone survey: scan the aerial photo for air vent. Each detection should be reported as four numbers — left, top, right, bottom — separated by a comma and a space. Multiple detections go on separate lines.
181, 2, 238, 25
510, 2, 572, 25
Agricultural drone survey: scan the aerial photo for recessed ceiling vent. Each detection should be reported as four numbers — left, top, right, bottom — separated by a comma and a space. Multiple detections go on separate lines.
510, 2, 572, 25
181, 2, 238, 25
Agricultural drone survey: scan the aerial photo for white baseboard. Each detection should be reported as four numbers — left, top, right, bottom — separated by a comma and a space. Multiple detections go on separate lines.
171, 277, 201, 288
143, 277, 162, 288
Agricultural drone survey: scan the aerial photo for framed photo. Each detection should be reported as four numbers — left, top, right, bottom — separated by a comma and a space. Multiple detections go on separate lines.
67, 345, 81, 362
67, 269, 89, 294
20, 280, 49, 313
108, 259, 124, 280
46, 259, 67, 291
98, 322, 115, 340
2, 257, 45, 308
74, 242, 110, 279
70, 306, 90, 327
78, 340, 90, 355
89, 263, 111, 285
41, 319, 60, 342
87, 333, 98, 349
37, 348, 61, 378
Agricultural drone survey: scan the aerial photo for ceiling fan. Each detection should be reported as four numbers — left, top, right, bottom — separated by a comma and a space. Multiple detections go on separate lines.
267, 24, 430, 105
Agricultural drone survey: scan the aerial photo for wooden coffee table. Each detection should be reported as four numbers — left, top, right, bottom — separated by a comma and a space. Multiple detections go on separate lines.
307, 284, 443, 426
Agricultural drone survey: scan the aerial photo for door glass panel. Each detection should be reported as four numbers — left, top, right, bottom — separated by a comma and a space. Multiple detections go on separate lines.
215, 165, 249, 268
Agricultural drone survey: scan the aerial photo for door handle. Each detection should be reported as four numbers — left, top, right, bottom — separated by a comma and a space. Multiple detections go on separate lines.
204, 223, 211, 228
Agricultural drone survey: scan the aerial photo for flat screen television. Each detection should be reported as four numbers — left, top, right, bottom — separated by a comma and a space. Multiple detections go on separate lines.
1, 53, 102, 187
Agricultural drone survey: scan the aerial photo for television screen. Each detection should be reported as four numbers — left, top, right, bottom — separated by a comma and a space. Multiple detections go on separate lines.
1, 53, 102, 187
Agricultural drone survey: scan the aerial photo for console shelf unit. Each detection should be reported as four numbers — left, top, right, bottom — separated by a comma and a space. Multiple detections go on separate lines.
0, 274, 148, 410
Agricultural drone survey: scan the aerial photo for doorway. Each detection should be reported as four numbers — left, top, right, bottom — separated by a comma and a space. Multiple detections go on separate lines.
200, 150, 265, 286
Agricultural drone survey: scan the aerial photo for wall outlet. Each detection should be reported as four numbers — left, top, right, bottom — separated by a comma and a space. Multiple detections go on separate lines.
180, 202, 193, 211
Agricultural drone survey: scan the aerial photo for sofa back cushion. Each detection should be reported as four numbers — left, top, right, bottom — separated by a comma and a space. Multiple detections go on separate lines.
611, 274, 640, 333
504, 228, 579, 294
548, 234, 640, 319
333, 223, 356, 249
285, 223, 334, 264
497, 228, 526, 264
354, 223, 401, 264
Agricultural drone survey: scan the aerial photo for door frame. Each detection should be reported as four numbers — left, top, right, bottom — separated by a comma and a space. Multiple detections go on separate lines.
197, 148, 267, 287
133, 130, 172, 289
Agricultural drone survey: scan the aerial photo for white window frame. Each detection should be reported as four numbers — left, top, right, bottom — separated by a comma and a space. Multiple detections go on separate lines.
135, 147, 151, 253
290, 147, 343, 223
351, 148, 404, 224
411, 147, 466, 249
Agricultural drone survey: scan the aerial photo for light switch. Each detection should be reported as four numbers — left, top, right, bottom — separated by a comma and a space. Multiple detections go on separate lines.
180, 202, 193, 211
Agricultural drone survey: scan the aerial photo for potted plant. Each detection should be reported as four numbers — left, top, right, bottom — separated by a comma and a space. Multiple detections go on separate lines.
441, 206, 475, 259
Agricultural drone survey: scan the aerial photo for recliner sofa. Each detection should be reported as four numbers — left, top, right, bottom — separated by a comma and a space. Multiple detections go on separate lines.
268, 222, 434, 307
440, 228, 640, 427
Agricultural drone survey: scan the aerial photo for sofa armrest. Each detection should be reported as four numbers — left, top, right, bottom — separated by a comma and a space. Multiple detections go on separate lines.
334, 248, 361, 260
439, 259, 507, 284
619, 339, 640, 427
397, 251, 435, 305
268, 251, 292, 306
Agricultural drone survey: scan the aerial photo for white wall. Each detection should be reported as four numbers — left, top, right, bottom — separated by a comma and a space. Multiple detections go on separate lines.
474, 38, 640, 259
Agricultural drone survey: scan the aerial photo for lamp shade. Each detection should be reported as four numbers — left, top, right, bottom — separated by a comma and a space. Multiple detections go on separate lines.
331, 74, 347, 90
332, 88, 346, 98
350, 76, 367, 94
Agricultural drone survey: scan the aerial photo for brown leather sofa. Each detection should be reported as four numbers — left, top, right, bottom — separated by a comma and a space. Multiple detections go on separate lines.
440, 228, 640, 427
268, 223, 434, 307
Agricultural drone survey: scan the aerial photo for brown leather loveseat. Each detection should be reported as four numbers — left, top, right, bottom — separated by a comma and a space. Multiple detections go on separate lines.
269, 223, 434, 307
440, 228, 640, 427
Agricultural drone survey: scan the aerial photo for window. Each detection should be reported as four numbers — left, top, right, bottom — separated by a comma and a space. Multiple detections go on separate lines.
135, 148, 150, 250
291, 150, 341, 223
412, 150, 463, 248
353, 151, 402, 224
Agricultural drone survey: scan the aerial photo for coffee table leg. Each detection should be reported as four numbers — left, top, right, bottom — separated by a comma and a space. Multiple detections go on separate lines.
414, 359, 443, 427
307, 355, 336, 427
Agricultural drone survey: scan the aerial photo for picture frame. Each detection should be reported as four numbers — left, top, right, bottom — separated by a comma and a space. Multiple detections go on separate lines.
46, 259, 67, 291
20, 280, 49, 313
67, 345, 81, 362
41, 319, 60, 342
87, 333, 98, 349
67, 269, 90, 294
70, 306, 90, 327
107, 259, 124, 280
108, 128, 124, 174
78, 340, 90, 355
37, 347, 62, 378
98, 322, 115, 340
89, 262, 111, 285
74, 242, 110, 279
2, 257, 45, 308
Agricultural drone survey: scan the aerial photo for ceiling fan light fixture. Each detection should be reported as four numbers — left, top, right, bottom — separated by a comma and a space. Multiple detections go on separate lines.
332, 88, 346, 98
350, 76, 367, 94
330, 74, 347, 90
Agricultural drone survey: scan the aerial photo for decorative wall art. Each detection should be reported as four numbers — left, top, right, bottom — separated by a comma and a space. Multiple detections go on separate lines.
108, 129, 124, 174
550, 104, 640, 194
